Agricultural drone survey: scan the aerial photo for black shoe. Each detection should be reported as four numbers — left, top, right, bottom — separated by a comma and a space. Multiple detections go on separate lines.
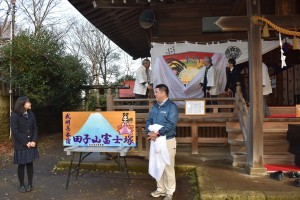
293, 178, 300, 187
287, 171, 300, 178
270, 171, 284, 181
26, 185, 33, 192
19, 185, 26, 193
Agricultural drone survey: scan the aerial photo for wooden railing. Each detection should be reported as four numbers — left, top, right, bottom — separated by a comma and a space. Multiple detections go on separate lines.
106, 87, 237, 155
112, 97, 236, 113
234, 84, 249, 159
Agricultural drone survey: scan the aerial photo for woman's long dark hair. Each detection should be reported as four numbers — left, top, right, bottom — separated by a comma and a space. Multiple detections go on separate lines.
228, 58, 236, 66
14, 96, 30, 115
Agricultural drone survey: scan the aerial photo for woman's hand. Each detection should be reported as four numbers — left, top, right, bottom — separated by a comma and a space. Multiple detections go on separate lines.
226, 89, 232, 96
30, 142, 36, 147
26, 142, 31, 148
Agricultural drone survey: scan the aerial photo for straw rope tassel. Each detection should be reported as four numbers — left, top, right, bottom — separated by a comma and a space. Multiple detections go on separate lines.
262, 23, 270, 38
251, 16, 300, 37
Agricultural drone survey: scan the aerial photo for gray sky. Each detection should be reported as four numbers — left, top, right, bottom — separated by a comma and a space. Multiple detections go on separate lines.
0, 0, 143, 78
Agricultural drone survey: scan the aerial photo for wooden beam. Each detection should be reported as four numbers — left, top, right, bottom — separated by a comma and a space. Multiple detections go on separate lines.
100, 11, 140, 31
71, 1, 93, 12
246, 0, 266, 175
104, 26, 146, 41
93, 9, 137, 27
276, 0, 295, 15
93, 0, 147, 9
151, 32, 248, 43
230, 0, 245, 15
202, 15, 300, 32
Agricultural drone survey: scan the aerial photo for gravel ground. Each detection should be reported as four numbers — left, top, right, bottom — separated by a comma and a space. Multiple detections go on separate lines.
0, 134, 198, 200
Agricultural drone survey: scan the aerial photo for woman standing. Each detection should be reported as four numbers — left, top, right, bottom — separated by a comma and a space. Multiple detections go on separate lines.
225, 58, 245, 98
10, 96, 39, 193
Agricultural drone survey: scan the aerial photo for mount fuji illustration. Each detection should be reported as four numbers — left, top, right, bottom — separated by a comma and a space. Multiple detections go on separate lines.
65, 113, 131, 147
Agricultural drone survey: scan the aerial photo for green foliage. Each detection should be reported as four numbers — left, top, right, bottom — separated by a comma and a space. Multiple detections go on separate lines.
187, 171, 200, 200
86, 93, 106, 111
0, 29, 88, 110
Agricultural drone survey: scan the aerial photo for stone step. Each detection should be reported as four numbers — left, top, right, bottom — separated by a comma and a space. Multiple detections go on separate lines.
226, 122, 241, 130
263, 154, 295, 165
228, 129, 288, 142
230, 144, 246, 155
264, 140, 289, 145
264, 145, 290, 154
230, 143, 290, 154
264, 133, 287, 140
232, 153, 295, 167
228, 139, 244, 145
263, 129, 287, 133
227, 129, 243, 141
232, 153, 247, 167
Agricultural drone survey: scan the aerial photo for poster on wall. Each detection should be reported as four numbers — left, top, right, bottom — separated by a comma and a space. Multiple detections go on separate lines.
63, 111, 136, 147
163, 52, 214, 85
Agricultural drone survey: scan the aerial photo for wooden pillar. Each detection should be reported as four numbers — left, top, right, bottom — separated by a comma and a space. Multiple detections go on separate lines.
85, 89, 89, 111
149, 99, 154, 112
106, 88, 113, 111
246, 0, 266, 175
191, 124, 198, 154
137, 124, 143, 152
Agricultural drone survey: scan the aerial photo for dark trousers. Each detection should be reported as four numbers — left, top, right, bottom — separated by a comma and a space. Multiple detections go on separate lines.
263, 95, 270, 117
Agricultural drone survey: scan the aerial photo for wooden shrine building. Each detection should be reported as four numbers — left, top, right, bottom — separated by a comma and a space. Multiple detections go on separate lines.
68, 0, 300, 175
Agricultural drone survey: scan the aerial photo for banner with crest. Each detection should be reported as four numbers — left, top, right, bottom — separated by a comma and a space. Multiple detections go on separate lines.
150, 41, 281, 99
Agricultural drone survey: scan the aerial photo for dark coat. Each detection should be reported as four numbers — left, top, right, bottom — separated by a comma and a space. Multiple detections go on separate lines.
225, 67, 244, 94
10, 111, 38, 151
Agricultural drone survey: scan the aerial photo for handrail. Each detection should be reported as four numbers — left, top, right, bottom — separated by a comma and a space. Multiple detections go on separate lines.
235, 83, 249, 158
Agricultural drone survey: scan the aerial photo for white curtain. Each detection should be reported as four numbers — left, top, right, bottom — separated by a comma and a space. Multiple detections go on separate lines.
153, 53, 227, 99
150, 40, 284, 99
151, 40, 282, 64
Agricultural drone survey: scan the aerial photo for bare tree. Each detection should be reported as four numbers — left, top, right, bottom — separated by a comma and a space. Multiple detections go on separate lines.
122, 51, 134, 76
0, 0, 12, 39
70, 22, 121, 85
18, 0, 61, 34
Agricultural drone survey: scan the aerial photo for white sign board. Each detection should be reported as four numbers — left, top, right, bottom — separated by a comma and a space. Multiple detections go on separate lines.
185, 100, 206, 115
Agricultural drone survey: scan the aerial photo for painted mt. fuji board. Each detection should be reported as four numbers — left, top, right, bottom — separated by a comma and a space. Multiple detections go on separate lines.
63, 111, 136, 147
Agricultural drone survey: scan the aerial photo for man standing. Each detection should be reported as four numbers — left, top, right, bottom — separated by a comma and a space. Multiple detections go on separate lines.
200, 56, 217, 98
263, 63, 272, 117
133, 58, 153, 99
200, 56, 218, 110
146, 84, 179, 200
